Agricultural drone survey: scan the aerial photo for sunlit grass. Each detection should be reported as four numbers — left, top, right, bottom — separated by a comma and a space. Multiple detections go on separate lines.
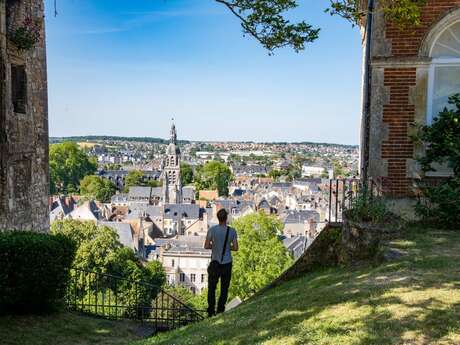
0, 312, 142, 345
133, 225, 460, 345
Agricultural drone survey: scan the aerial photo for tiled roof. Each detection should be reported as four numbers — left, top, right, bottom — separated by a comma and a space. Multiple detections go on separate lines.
99, 221, 134, 250
284, 210, 320, 224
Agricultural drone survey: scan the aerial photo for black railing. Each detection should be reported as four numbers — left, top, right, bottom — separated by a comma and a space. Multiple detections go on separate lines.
327, 178, 382, 224
66, 268, 204, 332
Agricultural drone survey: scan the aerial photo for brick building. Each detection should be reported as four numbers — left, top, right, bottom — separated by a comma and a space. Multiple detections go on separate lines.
362, 0, 460, 201
0, 0, 49, 231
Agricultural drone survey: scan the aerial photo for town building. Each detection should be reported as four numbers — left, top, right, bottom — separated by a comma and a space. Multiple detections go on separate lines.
301, 165, 325, 178
163, 123, 182, 204
0, 0, 49, 231
149, 236, 211, 294
282, 210, 320, 238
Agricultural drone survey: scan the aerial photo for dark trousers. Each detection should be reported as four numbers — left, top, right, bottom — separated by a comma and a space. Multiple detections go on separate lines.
207, 261, 232, 316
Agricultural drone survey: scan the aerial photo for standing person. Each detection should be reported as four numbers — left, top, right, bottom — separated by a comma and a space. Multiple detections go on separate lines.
204, 208, 238, 317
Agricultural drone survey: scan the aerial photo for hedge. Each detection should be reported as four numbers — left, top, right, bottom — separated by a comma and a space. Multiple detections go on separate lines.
0, 231, 76, 314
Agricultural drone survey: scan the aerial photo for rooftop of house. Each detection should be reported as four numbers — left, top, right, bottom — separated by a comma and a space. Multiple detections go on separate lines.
164, 204, 200, 220
283, 210, 320, 224
98, 221, 135, 251
282, 235, 307, 252
155, 235, 210, 256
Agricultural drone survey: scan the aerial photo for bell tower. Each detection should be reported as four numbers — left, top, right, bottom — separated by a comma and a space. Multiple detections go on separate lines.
163, 120, 182, 204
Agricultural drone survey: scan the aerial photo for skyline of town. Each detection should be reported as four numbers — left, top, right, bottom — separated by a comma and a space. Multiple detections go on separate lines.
50, 134, 360, 147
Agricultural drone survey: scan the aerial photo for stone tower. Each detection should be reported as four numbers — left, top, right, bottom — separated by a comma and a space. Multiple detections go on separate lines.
163, 122, 182, 204
0, 0, 49, 231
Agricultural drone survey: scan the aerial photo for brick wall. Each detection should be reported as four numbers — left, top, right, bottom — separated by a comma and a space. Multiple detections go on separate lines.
386, 0, 460, 57
374, 1, 460, 196
381, 68, 416, 196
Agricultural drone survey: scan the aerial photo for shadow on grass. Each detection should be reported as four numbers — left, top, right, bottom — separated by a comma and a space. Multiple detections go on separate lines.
138, 226, 460, 345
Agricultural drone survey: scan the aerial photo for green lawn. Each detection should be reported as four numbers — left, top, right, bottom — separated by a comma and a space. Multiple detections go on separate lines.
132, 225, 460, 345
0, 312, 143, 345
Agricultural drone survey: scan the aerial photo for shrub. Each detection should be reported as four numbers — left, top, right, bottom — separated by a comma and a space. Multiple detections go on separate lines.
51, 220, 167, 317
0, 231, 76, 314
414, 94, 460, 227
346, 189, 390, 223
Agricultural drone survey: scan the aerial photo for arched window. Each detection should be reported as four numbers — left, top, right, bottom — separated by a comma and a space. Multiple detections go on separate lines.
428, 20, 460, 123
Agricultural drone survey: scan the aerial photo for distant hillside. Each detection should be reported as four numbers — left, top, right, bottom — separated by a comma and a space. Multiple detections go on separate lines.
132, 225, 460, 345
49, 136, 357, 148
49, 136, 190, 145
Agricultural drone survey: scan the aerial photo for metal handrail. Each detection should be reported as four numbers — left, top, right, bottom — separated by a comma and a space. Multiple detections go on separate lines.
66, 267, 205, 332
327, 178, 382, 224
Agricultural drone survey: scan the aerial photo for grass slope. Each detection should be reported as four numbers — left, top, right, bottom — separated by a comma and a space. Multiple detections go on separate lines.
133, 226, 460, 345
0, 312, 142, 345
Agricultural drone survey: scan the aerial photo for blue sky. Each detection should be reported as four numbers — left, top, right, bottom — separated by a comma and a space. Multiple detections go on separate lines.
45, 0, 363, 144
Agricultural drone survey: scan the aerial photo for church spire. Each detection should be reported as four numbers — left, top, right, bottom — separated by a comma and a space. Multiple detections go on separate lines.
170, 118, 177, 145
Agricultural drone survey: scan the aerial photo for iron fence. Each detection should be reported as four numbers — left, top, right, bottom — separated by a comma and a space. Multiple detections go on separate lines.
327, 178, 382, 224
66, 268, 204, 332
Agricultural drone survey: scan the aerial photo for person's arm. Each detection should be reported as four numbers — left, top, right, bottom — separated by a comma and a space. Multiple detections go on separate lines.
204, 229, 212, 249
230, 231, 238, 251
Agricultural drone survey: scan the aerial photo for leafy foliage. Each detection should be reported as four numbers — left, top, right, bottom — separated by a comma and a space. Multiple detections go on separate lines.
148, 179, 162, 188
328, 0, 427, 28
79, 175, 116, 202
216, 0, 320, 53
50, 1, 427, 54
414, 95, 460, 227
181, 162, 194, 185
51, 220, 165, 284
268, 164, 301, 181
346, 188, 390, 223
123, 170, 146, 192
9, 17, 42, 51
332, 160, 346, 178
122, 170, 161, 190
194, 161, 233, 196
216, 0, 427, 53
51, 220, 167, 317
51, 220, 123, 274
165, 286, 208, 311
49, 142, 97, 195
230, 212, 293, 299
0, 231, 76, 314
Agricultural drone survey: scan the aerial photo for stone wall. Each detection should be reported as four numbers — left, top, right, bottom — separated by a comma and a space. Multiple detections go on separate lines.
0, 0, 49, 232
367, 1, 460, 197
259, 224, 342, 291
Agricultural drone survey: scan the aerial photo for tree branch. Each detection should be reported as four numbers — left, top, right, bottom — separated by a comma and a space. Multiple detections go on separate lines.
214, 0, 320, 54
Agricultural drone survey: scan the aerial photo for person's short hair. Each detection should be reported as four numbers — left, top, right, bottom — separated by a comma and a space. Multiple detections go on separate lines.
217, 208, 228, 223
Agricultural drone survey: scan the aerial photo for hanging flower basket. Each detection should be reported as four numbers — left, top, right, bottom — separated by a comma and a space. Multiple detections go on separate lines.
9, 17, 42, 51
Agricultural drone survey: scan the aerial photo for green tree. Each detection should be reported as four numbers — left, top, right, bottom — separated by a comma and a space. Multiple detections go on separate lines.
51, 219, 122, 274
123, 170, 145, 192
51, 219, 167, 286
269, 169, 283, 181
145, 261, 167, 288
80, 175, 116, 202
148, 179, 162, 188
194, 161, 233, 196
328, 0, 426, 28
332, 160, 346, 178
414, 94, 460, 227
230, 212, 293, 300
49, 142, 97, 194
287, 164, 302, 181
103, 163, 122, 171
181, 162, 194, 185
48, 1, 426, 56
165, 285, 208, 311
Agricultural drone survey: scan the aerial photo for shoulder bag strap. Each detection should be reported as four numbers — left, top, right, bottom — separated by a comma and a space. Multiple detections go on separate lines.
221, 226, 230, 263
